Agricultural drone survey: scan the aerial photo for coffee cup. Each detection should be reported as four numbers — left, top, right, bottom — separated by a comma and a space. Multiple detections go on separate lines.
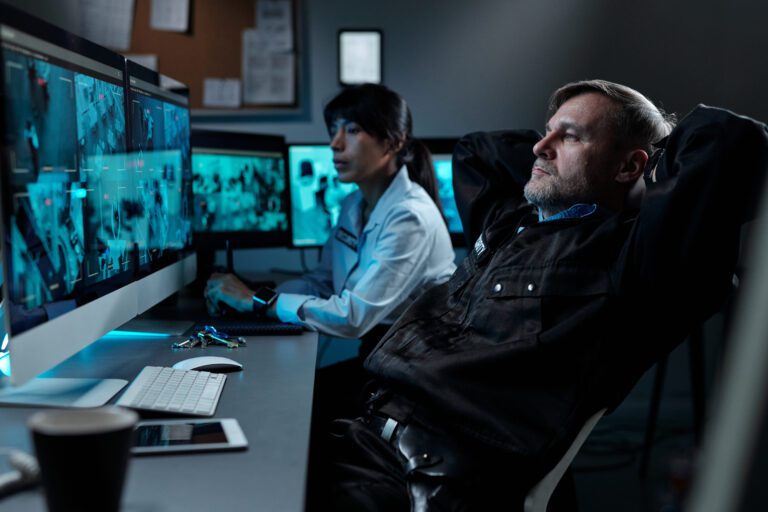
28, 406, 138, 512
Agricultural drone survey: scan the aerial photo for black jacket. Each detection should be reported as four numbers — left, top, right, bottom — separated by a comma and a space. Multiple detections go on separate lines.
364, 105, 768, 481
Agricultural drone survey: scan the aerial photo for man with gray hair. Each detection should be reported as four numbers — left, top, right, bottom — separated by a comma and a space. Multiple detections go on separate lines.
307, 80, 768, 511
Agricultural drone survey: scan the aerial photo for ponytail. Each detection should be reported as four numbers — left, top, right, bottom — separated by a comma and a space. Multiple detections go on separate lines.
401, 138, 445, 218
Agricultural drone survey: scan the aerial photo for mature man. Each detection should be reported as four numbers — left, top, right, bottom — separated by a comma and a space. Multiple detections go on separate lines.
308, 80, 768, 511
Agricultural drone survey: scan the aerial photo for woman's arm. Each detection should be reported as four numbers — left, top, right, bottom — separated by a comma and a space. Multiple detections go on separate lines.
275, 207, 450, 338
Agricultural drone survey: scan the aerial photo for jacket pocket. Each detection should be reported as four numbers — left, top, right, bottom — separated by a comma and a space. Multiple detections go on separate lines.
463, 266, 612, 345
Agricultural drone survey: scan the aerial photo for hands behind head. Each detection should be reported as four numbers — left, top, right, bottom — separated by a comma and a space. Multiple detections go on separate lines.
204, 273, 254, 316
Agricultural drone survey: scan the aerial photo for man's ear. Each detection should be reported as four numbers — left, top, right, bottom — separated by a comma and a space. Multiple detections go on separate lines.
615, 149, 648, 184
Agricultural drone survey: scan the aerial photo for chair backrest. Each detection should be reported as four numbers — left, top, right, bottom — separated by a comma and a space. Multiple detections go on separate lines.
523, 408, 607, 512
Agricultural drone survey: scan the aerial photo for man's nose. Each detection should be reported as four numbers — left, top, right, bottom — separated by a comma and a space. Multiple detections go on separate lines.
533, 133, 555, 159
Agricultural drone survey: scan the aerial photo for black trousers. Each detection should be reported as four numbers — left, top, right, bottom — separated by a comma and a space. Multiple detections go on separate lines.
306, 418, 536, 511
311, 324, 393, 430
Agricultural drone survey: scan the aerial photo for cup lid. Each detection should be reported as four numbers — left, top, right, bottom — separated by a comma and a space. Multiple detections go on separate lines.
28, 406, 138, 435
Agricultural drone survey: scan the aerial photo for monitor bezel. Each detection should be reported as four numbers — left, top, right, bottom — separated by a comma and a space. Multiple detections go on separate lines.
190, 129, 291, 249
125, 59, 195, 278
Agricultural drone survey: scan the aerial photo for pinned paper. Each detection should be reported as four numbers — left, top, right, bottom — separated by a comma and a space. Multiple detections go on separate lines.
150, 0, 191, 32
256, 0, 293, 51
79, 0, 135, 51
203, 78, 242, 108
241, 29, 294, 105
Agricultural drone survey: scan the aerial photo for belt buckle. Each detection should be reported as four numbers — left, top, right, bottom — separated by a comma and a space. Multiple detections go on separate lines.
380, 417, 398, 443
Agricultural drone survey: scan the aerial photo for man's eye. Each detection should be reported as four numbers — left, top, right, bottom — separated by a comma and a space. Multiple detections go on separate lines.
347, 126, 360, 135
563, 133, 579, 141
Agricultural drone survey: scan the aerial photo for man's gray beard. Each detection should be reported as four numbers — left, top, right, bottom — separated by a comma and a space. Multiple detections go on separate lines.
523, 179, 569, 214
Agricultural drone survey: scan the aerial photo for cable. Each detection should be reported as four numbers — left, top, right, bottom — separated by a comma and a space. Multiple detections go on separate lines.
300, 248, 310, 273
0, 448, 40, 498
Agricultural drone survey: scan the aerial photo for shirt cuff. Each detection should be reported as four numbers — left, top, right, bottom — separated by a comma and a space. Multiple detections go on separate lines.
275, 293, 313, 324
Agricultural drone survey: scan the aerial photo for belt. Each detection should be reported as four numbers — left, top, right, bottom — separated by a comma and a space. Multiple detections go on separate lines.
367, 414, 402, 444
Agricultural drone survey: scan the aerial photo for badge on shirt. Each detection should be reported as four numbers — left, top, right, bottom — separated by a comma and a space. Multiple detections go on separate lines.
336, 226, 358, 251
474, 233, 487, 258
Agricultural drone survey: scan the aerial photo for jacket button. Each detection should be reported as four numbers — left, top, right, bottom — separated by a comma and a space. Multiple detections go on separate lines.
527, 282, 536, 292
493, 283, 502, 293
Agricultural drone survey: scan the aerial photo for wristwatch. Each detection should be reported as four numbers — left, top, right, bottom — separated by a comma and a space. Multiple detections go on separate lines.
252, 286, 277, 313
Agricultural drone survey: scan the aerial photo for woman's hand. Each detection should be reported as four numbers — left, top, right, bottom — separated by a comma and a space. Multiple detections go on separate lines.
204, 273, 254, 315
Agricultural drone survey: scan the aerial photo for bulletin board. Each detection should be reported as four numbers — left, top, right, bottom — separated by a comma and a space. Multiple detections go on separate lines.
125, 0, 299, 113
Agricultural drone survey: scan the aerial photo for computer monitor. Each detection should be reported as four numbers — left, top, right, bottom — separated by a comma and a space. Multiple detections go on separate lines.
0, 6, 193, 405
288, 143, 357, 248
288, 140, 464, 248
191, 130, 290, 252
126, 61, 195, 313
423, 139, 465, 246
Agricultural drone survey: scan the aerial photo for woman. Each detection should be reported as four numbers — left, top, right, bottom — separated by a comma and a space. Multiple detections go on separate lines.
205, 84, 456, 417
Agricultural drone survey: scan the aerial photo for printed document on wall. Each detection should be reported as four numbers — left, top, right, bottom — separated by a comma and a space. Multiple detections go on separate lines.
242, 29, 295, 105
203, 78, 242, 108
79, 0, 135, 51
150, 0, 190, 32
255, 0, 293, 51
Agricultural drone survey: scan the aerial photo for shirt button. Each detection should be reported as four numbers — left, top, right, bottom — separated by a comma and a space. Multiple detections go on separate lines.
527, 282, 536, 292
492, 283, 502, 293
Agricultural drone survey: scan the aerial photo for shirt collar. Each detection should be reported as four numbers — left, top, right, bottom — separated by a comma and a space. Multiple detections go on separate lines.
338, 166, 412, 234
365, 166, 412, 226
538, 203, 604, 223
517, 203, 610, 234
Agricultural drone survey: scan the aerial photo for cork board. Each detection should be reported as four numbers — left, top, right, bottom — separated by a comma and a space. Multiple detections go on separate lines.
126, 0, 298, 113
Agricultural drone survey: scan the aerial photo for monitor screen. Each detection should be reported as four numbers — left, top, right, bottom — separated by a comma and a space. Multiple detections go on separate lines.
191, 130, 290, 248
126, 62, 193, 272
422, 139, 465, 246
288, 144, 357, 248
432, 153, 463, 235
0, 6, 195, 392
0, 15, 132, 336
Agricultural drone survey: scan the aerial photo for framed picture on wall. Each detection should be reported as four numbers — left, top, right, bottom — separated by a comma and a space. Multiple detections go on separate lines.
338, 29, 382, 85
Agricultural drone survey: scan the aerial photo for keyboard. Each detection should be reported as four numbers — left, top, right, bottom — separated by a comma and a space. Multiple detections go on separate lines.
116, 366, 226, 417
192, 320, 304, 336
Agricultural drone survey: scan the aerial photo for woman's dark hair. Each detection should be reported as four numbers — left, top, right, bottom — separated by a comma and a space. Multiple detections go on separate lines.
323, 84, 443, 216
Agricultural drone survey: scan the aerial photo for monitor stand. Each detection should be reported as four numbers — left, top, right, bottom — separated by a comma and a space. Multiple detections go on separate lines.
0, 377, 128, 408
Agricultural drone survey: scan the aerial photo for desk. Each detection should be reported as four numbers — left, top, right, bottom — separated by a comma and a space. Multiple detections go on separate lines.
0, 327, 318, 512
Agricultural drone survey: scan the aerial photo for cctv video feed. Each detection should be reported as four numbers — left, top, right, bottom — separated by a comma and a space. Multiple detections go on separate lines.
128, 89, 193, 266
1, 44, 131, 314
288, 145, 357, 247
191, 150, 289, 234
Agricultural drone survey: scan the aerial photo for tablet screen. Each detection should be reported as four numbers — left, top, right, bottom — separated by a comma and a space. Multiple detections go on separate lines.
134, 421, 228, 447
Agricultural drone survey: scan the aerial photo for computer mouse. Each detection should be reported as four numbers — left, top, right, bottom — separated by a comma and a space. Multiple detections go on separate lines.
172, 356, 243, 373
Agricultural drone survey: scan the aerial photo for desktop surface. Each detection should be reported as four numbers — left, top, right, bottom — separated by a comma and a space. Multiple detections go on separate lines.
0, 311, 318, 512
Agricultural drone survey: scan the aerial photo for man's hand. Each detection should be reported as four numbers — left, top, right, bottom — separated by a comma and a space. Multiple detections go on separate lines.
205, 273, 254, 314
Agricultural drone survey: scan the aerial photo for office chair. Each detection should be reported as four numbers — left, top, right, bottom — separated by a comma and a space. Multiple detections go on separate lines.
523, 408, 607, 512
639, 271, 741, 478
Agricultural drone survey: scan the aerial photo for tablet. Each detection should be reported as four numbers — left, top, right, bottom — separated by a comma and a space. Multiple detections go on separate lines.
132, 418, 248, 455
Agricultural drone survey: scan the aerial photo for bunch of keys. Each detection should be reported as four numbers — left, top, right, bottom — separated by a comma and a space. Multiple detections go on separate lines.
173, 325, 247, 349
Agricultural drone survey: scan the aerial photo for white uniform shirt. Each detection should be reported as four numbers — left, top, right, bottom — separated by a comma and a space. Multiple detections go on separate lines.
275, 166, 456, 338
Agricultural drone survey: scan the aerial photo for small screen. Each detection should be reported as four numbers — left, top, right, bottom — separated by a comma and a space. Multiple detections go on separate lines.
288, 144, 357, 247
133, 421, 228, 447
432, 153, 463, 235
191, 148, 288, 234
